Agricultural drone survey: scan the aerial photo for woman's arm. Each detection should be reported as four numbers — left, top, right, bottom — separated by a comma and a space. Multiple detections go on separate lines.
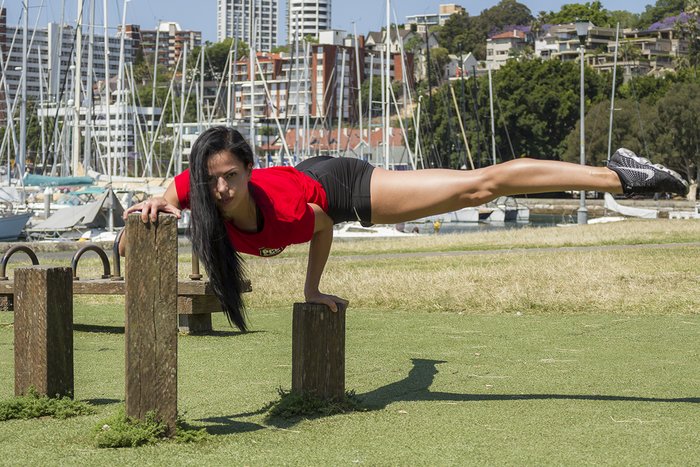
304, 204, 348, 312
119, 182, 182, 256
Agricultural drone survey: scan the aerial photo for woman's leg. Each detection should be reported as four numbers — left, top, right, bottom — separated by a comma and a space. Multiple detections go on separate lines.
370, 159, 622, 224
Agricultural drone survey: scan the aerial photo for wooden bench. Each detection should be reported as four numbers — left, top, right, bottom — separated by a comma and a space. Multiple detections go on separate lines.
0, 278, 251, 334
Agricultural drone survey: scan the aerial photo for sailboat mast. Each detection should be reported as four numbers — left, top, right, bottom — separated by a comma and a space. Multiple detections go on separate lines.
353, 21, 363, 159
116, 0, 129, 176
488, 64, 496, 165
103, 0, 111, 179
249, 10, 257, 164
336, 50, 346, 155
294, 13, 300, 159
19, 0, 28, 176
84, 0, 95, 172
178, 42, 187, 174
607, 23, 620, 163
383, 0, 390, 170
367, 53, 374, 160
37, 48, 47, 167
72, 0, 83, 175
151, 22, 160, 148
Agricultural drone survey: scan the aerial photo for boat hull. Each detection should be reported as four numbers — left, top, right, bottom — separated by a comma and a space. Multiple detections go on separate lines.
0, 212, 33, 241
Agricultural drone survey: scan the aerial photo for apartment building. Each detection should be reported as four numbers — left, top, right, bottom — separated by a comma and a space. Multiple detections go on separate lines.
122, 22, 202, 69
217, 0, 278, 52
228, 31, 413, 123
0, 8, 134, 124
406, 3, 465, 34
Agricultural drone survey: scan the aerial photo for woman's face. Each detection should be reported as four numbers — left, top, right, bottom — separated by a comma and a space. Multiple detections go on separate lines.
207, 150, 252, 218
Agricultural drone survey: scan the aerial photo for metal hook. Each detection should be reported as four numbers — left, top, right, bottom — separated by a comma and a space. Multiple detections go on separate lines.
0, 246, 40, 280
71, 245, 111, 280
111, 228, 125, 280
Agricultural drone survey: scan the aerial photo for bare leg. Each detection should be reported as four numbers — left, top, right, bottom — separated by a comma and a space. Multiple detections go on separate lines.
370, 158, 622, 224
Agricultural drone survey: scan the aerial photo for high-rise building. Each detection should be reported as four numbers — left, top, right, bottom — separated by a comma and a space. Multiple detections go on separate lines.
216, 0, 278, 52
286, 0, 331, 44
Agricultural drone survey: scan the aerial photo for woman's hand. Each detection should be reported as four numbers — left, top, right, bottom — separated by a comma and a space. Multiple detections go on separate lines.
123, 196, 181, 223
304, 290, 349, 313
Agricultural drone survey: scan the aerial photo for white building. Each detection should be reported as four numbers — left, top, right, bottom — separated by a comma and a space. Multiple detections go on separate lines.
36, 101, 161, 175
217, 0, 278, 52
486, 29, 528, 69
287, 0, 331, 44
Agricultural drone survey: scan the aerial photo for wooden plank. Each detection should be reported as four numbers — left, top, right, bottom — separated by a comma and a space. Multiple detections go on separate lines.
14, 267, 73, 398
177, 295, 222, 315
0, 278, 251, 296
291, 302, 346, 401
124, 214, 178, 436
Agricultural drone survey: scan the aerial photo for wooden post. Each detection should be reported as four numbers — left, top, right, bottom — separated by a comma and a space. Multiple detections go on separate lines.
125, 213, 178, 435
14, 267, 73, 398
292, 302, 346, 400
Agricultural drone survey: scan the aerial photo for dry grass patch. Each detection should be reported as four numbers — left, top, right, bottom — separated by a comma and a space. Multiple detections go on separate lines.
281, 219, 700, 258
246, 247, 700, 316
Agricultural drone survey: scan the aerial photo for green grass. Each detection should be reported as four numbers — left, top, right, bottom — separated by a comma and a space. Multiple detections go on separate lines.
0, 389, 94, 421
0, 221, 698, 464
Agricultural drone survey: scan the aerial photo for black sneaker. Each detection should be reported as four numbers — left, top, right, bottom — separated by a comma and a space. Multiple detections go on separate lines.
608, 148, 688, 196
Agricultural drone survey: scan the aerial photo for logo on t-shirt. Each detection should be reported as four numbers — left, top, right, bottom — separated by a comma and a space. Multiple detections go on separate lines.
259, 247, 285, 257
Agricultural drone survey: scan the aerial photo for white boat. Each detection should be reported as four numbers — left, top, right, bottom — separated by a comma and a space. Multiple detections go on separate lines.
603, 193, 658, 219
411, 207, 480, 224
334, 222, 418, 238
668, 203, 700, 219
481, 197, 529, 223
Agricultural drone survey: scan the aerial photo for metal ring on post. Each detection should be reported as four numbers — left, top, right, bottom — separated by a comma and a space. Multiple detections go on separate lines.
71, 245, 111, 280
0, 246, 40, 280
190, 250, 202, 280
111, 229, 125, 280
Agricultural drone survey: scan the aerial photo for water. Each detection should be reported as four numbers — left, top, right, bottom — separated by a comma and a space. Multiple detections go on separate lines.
403, 213, 578, 235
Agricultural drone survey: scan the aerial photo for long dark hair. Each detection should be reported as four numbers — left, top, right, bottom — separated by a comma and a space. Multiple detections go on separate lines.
188, 126, 254, 331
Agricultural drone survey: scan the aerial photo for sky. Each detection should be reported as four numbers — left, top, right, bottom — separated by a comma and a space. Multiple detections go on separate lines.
5, 0, 648, 44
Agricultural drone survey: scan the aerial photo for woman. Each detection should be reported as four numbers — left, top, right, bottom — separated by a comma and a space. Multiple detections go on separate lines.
123, 126, 688, 331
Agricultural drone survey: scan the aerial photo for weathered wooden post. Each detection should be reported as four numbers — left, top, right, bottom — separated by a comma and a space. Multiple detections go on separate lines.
125, 213, 178, 435
14, 267, 73, 397
292, 302, 346, 400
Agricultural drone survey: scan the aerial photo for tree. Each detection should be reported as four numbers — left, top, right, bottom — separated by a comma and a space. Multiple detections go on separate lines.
648, 81, 700, 196
484, 58, 607, 161
479, 0, 533, 32
437, 1, 532, 60
608, 10, 641, 28
674, 12, 700, 72
560, 98, 655, 166
190, 38, 250, 80
542, 1, 613, 26
637, 0, 685, 28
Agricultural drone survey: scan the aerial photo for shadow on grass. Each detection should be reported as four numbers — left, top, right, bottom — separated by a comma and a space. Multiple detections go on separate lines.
73, 325, 266, 338
74, 324, 124, 334
181, 330, 267, 338
195, 415, 266, 435
362, 358, 700, 407
192, 358, 700, 433
83, 398, 121, 406
261, 358, 699, 428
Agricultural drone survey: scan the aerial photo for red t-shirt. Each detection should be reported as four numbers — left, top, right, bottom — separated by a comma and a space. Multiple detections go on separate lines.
174, 166, 328, 257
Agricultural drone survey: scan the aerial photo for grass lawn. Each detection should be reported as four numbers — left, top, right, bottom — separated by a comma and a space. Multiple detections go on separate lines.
0, 220, 698, 465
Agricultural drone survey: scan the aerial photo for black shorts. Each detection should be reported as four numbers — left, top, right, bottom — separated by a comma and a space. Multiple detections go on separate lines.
295, 156, 375, 226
